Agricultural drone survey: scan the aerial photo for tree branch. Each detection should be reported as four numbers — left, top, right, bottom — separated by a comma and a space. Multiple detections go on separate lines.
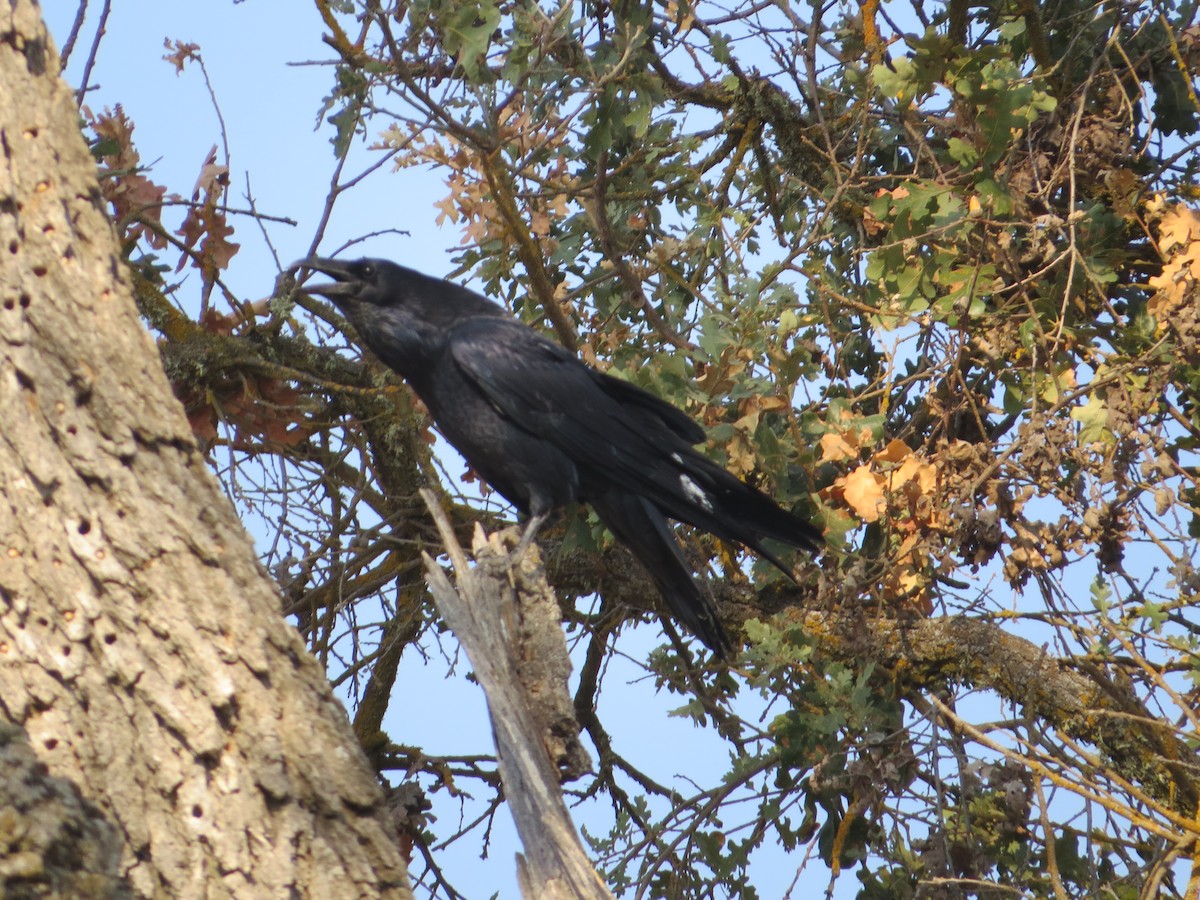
419, 491, 608, 899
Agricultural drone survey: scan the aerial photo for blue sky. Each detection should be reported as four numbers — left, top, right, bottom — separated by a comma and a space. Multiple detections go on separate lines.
47, 1, 455, 288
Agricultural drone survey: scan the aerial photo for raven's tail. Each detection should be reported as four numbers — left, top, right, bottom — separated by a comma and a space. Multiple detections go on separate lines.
590, 490, 733, 657
651, 452, 823, 579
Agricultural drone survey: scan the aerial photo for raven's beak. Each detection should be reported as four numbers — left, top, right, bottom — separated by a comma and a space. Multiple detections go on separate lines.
289, 257, 358, 300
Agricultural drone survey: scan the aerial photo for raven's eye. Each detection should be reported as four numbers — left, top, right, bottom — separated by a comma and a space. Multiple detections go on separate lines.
361, 264, 375, 279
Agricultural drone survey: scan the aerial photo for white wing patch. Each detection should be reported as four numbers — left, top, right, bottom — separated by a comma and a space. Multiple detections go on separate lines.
680, 474, 713, 512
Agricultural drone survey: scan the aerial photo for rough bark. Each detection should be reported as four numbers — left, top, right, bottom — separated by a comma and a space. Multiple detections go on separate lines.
0, 3, 411, 896
0, 720, 130, 898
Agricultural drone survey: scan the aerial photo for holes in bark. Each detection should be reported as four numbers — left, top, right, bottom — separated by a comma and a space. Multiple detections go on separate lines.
191, 805, 203, 818
8, 240, 16, 254
43, 739, 57, 751
77, 519, 91, 535
66, 425, 77, 436
32, 266, 47, 278
19, 294, 28, 308
103, 633, 116, 645
22, 39, 46, 77
2, 298, 11, 311
60, 645, 70, 657
213, 698, 239, 731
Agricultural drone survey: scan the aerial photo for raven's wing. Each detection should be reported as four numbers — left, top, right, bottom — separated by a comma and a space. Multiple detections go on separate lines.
448, 318, 689, 441
588, 366, 705, 445
448, 318, 821, 557
448, 318, 697, 482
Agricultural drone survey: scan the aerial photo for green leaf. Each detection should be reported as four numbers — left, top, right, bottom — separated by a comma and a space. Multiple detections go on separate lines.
975, 177, 1013, 215
998, 18, 1027, 39
947, 137, 979, 167
1071, 394, 1113, 446
1138, 599, 1168, 631
441, 0, 500, 77
710, 31, 732, 64
777, 308, 801, 338
872, 58, 919, 104
622, 97, 653, 138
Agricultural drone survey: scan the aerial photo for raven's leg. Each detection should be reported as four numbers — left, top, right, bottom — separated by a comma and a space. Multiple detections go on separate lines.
511, 510, 549, 564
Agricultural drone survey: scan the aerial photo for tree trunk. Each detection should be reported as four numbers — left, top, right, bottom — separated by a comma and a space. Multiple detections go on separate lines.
0, 3, 411, 896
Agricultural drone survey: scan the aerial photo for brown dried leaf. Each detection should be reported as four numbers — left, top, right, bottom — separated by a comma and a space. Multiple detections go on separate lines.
163, 38, 200, 74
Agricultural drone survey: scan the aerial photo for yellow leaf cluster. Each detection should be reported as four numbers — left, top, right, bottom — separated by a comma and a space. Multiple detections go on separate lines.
719, 395, 791, 478
823, 438, 940, 528
821, 437, 945, 615
734, 394, 789, 434
885, 532, 933, 615
818, 425, 876, 463
1148, 204, 1200, 321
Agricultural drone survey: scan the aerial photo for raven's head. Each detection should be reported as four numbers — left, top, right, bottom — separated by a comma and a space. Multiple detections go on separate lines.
290, 256, 502, 377
292, 257, 497, 315
292, 257, 387, 306
291, 257, 430, 376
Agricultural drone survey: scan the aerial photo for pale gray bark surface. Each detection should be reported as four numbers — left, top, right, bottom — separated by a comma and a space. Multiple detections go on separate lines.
0, 2, 411, 896
421, 492, 611, 900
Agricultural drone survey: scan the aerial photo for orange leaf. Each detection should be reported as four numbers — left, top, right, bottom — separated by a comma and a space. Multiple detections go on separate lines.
842, 465, 886, 523
874, 438, 912, 464
890, 456, 937, 494
820, 432, 858, 462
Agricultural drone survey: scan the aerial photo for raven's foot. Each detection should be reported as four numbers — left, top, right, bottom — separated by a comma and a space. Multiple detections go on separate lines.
509, 511, 547, 568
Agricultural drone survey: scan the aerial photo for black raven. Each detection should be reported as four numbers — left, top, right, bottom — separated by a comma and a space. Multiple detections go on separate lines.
295, 257, 821, 656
